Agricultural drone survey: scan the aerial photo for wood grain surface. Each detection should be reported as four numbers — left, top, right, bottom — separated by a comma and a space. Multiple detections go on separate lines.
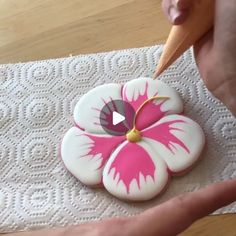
0, 0, 235, 235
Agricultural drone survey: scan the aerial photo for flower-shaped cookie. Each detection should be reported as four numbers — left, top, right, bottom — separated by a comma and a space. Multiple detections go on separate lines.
61, 77, 205, 201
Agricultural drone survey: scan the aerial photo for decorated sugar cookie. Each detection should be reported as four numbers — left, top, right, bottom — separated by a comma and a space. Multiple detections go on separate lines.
61, 77, 205, 201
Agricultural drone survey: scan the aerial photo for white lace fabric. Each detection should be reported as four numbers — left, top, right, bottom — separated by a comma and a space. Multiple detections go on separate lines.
0, 45, 235, 233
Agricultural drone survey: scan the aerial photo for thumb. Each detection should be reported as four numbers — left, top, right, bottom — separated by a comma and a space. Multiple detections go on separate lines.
133, 178, 236, 236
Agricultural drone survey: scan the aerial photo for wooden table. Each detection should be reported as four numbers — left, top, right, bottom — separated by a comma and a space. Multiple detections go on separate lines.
0, 0, 235, 235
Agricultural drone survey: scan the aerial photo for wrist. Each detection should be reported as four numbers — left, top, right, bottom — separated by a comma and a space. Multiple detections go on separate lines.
212, 76, 236, 117
201, 55, 236, 117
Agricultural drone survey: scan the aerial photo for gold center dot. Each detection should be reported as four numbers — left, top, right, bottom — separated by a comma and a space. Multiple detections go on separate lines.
126, 129, 142, 143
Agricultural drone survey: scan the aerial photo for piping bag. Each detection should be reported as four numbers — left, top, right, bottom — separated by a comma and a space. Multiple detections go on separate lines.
154, 0, 214, 78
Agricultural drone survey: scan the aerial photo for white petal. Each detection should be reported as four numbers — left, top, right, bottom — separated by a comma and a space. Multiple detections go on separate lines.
74, 83, 122, 134
61, 127, 124, 185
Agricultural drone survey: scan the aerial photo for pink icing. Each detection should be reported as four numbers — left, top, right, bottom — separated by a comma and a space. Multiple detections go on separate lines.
84, 134, 125, 169
123, 81, 167, 130
143, 120, 190, 154
136, 100, 167, 130
108, 143, 155, 193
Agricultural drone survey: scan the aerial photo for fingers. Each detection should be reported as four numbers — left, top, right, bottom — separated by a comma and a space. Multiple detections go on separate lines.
162, 0, 193, 25
134, 178, 236, 236
175, 0, 193, 10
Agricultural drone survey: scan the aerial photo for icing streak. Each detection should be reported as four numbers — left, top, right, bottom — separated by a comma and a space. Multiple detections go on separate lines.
143, 120, 190, 154
85, 134, 125, 169
123, 82, 166, 130
108, 143, 155, 193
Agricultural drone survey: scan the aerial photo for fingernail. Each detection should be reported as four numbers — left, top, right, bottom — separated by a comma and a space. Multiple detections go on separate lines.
175, 0, 191, 10
175, 0, 181, 8
169, 6, 182, 24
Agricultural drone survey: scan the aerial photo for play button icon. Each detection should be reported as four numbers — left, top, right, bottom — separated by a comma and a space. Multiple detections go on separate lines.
112, 111, 125, 126
100, 100, 135, 136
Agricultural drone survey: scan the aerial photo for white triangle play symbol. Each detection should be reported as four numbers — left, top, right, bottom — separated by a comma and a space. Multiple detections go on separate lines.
112, 111, 125, 126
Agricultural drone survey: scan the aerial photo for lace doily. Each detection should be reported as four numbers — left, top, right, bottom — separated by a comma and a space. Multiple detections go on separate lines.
0, 45, 235, 233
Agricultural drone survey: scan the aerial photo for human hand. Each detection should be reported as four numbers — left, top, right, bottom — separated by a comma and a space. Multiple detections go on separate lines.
162, 0, 236, 117
10, 178, 236, 236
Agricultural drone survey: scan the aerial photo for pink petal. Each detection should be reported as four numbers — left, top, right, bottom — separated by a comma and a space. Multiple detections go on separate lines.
142, 115, 205, 174
108, 142, 155, 193
122, 77, 183, 130
61, 127, 125, 186
103, 141, 168, 201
